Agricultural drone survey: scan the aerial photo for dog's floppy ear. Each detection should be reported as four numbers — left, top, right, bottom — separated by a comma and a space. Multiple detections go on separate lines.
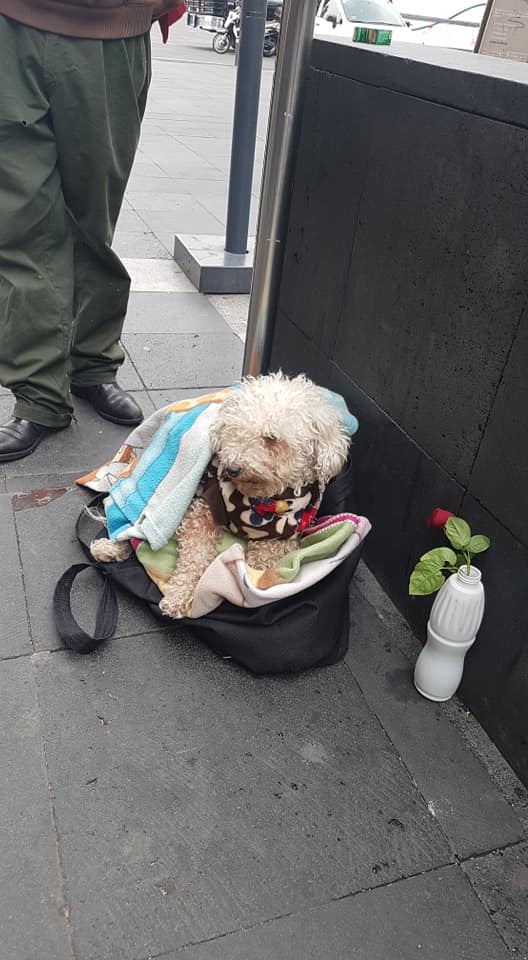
308, 396, 350, 489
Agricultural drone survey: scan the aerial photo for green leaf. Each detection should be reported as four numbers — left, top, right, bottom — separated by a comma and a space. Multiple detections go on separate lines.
409, 562, 446, 596
445, 517, 471, 550
468, 535, 490, 555
420, 547, 457, 567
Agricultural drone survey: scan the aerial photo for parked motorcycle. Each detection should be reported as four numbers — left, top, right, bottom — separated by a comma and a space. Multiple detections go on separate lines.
263, 20, 280, 56
212, 5, 280, 56
212, 6, 240, 53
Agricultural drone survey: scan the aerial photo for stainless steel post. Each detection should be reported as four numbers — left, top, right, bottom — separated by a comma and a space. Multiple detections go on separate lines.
242, 0, 316, 375
225, 0, 267, 255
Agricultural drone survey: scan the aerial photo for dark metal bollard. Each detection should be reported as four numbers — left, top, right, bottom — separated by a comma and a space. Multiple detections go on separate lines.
225, 0, 268, 255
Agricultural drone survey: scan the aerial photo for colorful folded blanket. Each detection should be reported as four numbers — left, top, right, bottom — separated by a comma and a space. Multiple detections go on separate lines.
77, 390, 233, 551
132, 512, 371, 618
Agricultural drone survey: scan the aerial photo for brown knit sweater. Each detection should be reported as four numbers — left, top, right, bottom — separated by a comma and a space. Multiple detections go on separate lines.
0, 0, 171, 39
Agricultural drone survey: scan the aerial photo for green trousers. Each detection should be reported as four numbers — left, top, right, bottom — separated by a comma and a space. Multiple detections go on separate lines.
0, 15, 151, 428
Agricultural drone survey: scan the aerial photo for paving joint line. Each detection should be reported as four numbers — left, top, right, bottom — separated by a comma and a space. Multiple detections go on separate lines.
455, 858, 518, 959
138, 860, 459, 960
29, 658, 78, 959
12, 501, 36, 655
456, 836, 528, 864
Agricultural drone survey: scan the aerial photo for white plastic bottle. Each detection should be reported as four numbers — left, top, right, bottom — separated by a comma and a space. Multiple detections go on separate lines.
414, 566, 485, 702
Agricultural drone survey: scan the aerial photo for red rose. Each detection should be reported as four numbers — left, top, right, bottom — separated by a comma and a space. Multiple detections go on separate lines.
428, 508, 455, 530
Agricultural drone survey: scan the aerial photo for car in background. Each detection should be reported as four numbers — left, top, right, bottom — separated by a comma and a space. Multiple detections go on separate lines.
393, 2, 486, 51
315, 0, 420, 43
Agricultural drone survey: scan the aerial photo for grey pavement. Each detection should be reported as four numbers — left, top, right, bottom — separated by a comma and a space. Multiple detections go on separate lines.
1, 23, 527, 960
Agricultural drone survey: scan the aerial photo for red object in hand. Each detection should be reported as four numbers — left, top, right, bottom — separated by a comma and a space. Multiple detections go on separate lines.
159, 4, 187, 43
428, 508, 455, 530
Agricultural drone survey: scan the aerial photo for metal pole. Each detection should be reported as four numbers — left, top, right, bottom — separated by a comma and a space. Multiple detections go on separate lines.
243, 0, 316, 375
225, 0, 267, 255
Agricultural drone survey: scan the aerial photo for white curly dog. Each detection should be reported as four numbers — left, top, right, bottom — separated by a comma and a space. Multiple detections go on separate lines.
91, 373, 350, 618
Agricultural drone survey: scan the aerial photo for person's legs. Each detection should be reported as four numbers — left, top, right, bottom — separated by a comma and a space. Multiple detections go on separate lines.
0, 15, 75, 434
48, 30, 151, 390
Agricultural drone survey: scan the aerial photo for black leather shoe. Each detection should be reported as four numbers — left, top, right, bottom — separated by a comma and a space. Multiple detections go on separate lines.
71, 382, 143, 426
0, 418, 55, 463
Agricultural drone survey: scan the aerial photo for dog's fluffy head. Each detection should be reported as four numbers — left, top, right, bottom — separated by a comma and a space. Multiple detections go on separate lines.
209, 372, 350, 498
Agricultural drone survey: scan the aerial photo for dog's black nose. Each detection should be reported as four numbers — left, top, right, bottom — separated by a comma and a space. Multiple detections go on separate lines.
225, 465, 241, 478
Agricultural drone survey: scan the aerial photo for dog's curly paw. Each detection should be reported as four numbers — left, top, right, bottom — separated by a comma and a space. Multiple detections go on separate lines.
90, 538, 132, 563
159, 594, 190, 619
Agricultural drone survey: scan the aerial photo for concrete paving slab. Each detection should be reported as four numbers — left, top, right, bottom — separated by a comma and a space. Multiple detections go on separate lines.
0, 493, 31, 659
113, 231, 173, 259
126, 191, 217, 213
150, 120, 235, 139
0, 391, 153, 480
346, 583, 524, 858
115, 209, 146, 233
168, 864, 511, 960
117, 353, 146, 391
137, 204, 224, 239
0, 393, 14, 420
148, 387, 224, 409
124, 292, 232, 335
126, 173, 172, 193
128, 179, 230, 201
130, 158, 169, 179
0, 657, 73, 960
147, 156, 226, 181
462, 841, 528, 959
6, 470, 88, 493
194, 192, 227, 224
138, 142, 210, 166
14, 485, 163, 652
208, 155, 231, 175
34, 635, 451, 960
122, 257, 196, 293
178, 136, 234, 159
123, 332, 243, 388
208, 293, 249, 341
197, 194, 259, 236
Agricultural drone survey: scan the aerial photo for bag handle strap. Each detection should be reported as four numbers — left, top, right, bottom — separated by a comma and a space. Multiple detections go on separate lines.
53, 562, 118, 654
53, 493, 118, 654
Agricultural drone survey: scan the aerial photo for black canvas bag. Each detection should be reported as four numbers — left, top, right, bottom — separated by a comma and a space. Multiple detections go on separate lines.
53, 459, 363, 674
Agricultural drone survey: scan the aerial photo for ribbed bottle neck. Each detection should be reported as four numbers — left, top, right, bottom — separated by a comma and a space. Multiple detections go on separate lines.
456, 566, 482, 585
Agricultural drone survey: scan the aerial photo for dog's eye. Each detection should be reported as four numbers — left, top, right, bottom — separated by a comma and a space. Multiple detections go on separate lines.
264, 434, 278, 444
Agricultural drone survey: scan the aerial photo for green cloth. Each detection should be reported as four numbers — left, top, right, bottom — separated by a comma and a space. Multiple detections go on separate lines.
265, 523, 354, 583
218, 521, 355, 584
0, 15, 151, 428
